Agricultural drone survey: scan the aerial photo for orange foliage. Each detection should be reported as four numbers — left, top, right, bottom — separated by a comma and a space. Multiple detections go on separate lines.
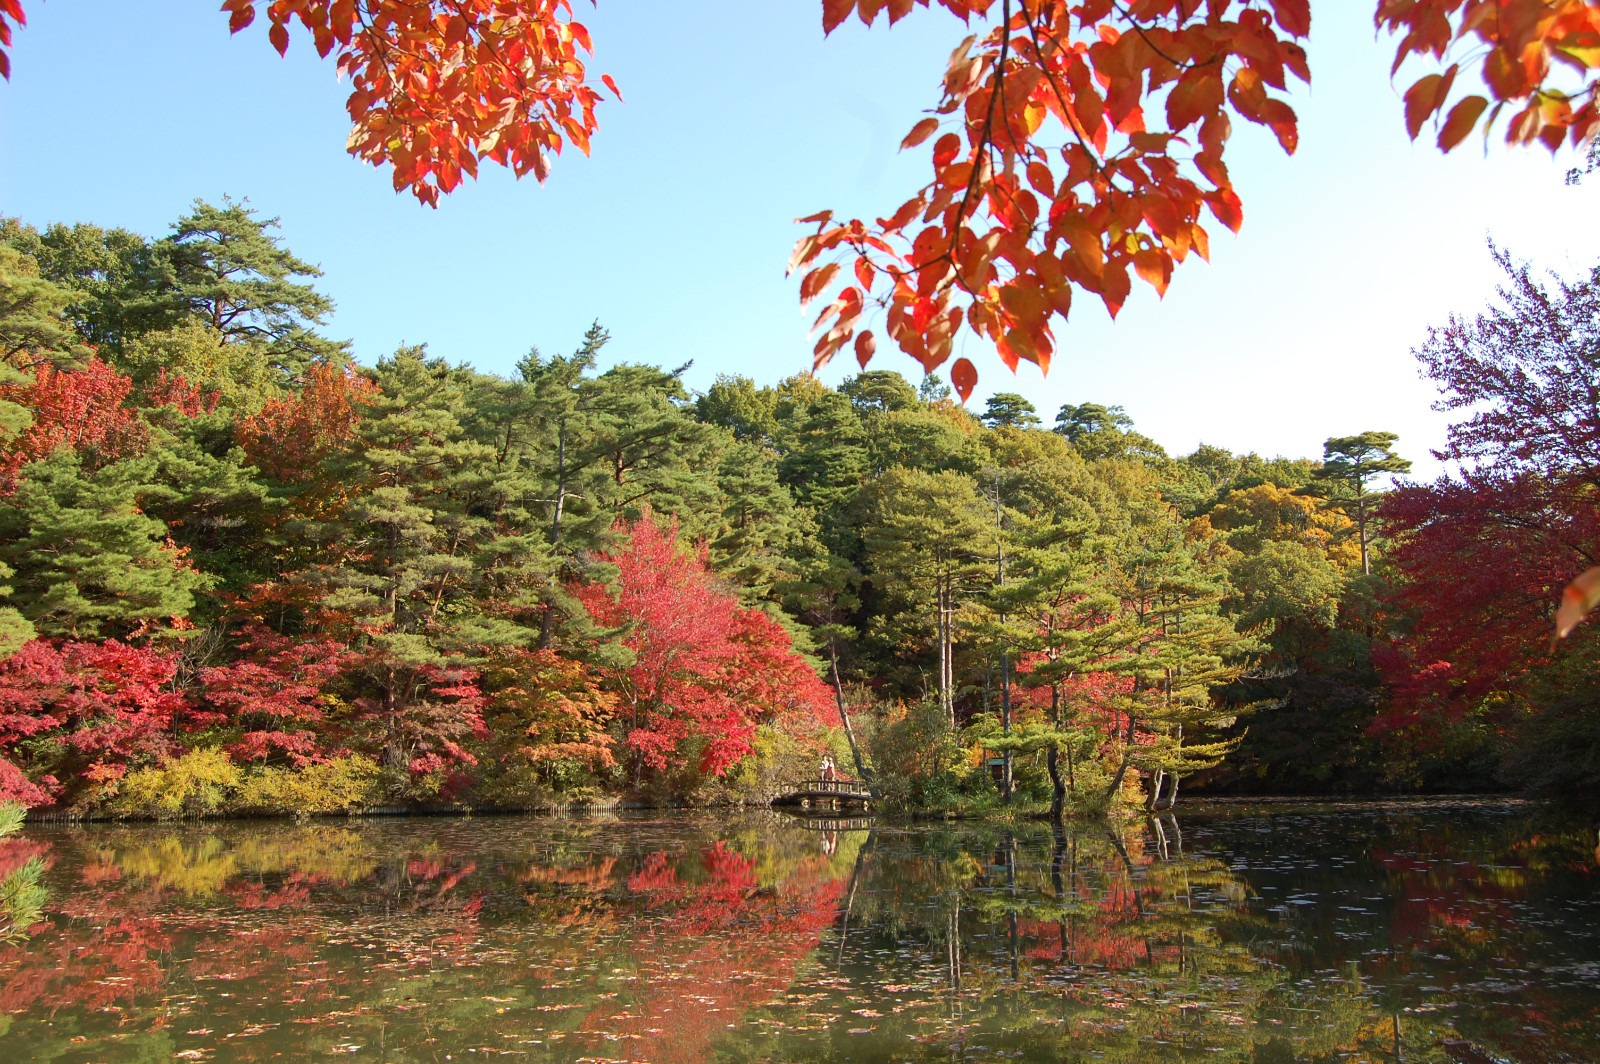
218, 0, 615, 205
236, 362, 374, 486
0, 358, 147, 490
6, 2, 1595, 390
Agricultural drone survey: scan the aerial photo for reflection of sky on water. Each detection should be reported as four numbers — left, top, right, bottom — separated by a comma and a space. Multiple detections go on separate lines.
0, 802, 1594, 1062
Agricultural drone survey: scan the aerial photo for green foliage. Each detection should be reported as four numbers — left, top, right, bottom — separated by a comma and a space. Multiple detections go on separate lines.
717, 724, 839, 806
866, 699, 987, 813
0, 800, 24, 838
6, 202, 1563, 815
0, 800, 45, 942
0, 450, 208, 638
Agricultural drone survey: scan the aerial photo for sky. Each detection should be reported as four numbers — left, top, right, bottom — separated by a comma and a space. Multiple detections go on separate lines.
4, 1, 1600, 480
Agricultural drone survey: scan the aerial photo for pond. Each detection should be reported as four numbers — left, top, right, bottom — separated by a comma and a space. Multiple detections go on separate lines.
1, 800, 1596, 1062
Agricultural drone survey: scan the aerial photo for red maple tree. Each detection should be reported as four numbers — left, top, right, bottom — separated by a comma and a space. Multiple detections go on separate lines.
576, 512, 833, 778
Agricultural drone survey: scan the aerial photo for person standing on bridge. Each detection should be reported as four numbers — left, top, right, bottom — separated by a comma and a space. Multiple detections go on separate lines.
820, 755, 836, 782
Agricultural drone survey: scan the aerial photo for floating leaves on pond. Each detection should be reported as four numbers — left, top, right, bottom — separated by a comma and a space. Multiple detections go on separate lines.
0, 808, 1592, 1061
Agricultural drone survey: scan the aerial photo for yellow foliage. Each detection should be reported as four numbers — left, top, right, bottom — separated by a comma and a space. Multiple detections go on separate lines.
235, 755, 382, 817
113, 749, 242, 818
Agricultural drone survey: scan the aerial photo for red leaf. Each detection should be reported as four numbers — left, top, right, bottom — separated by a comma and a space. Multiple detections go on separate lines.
951, 358, 977, 402
1404, 74, 1443, 140
1437, 95, 1488, 151
854, 330, 877, 368
602, 73, 624, 102
269, 21, 289, 57
822, 0, 854, 34
1271, 0, 1310, 37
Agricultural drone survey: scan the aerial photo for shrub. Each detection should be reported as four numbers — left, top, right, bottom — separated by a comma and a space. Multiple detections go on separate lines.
112, 748, 242, 818
235, 755, 382, 817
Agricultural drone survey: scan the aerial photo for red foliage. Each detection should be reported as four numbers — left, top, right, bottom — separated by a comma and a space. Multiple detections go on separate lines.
575, 513, 832, 777
197, 629, 353, 765
139, 368, 219, 417
0, 641, 67, 805
1377, 472, 1597, 735
0, 639, 190, 806
1381, 252, 1600, 732
0, 358, 147, 491
347, 651, 487, 786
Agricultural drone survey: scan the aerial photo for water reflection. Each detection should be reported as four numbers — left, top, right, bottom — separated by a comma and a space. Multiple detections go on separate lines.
0, 805, 1594, 1062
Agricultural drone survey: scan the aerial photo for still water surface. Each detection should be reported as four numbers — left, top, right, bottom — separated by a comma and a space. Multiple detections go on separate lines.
1, 801, 1596, 1062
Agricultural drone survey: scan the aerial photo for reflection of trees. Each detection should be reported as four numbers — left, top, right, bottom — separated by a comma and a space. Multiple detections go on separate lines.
0, 811, 1594, 1062
0, 815, 861, 1060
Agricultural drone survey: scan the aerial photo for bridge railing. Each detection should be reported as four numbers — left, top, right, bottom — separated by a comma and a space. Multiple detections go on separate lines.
788, 778, 870, 796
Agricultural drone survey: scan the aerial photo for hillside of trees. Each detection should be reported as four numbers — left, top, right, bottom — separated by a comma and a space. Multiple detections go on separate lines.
0, 201, 1594, 819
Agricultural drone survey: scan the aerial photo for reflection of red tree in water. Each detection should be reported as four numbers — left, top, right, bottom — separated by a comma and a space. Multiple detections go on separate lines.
578, 842, 847, 1064
0, 836, 485, 1030
1366, 833, 1598, 1060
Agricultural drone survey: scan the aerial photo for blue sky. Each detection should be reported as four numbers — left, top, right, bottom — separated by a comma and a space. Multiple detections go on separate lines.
4, 1, 1599, 479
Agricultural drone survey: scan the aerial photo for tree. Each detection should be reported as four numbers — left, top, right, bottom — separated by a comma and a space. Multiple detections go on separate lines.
0, 450, 206, 639
981, 392, 1040, 429
1378, 249, 1600, 774
1314, 431, 1412, 575
0, 244, 82, 372
1053, 402, 1166, 462
574, 512, 832, 782
151, 199, 343, 380
6, 2, 1588, 391
862, 467, 996, 726
0, 217, 156, 355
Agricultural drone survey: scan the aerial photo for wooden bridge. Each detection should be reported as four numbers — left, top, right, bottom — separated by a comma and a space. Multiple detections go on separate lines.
771, 778, 874, 810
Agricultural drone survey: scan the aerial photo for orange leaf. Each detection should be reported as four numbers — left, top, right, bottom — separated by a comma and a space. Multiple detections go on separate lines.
902, 117, 940, 150
602, 74, 624, 102
800, 262, 841, 306
1556, 566, 1600, 639
1166, 68, 1223, 132
1132, 249, 1171, 296
1271, 0, 1310, 37
854, 257, 876, 290
1437, 95, 1488, 151
1403, 73, 1443, 140
822, 0, 854, 34
951, 357, 978, 403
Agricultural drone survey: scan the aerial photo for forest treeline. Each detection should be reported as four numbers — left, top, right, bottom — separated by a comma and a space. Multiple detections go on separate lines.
0, 201, 1594, 818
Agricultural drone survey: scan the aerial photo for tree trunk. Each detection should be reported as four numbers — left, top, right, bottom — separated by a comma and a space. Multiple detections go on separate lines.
1146, 768, 1165, 813
829, 638, 871, 786
1103, 713, 1139, 802
1046, 744, 1066, 821
538, 420, 570, 651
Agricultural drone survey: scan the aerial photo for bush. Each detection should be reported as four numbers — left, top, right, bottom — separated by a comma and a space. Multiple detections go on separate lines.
112, 749, 242, 818
866, 699, 985, 814
235, 755, 382, 817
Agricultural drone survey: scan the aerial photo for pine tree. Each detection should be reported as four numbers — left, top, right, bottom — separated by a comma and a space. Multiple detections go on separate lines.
0, 450, 206, 638
1313, 431, 1412, 575
862, 467, 996, 726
